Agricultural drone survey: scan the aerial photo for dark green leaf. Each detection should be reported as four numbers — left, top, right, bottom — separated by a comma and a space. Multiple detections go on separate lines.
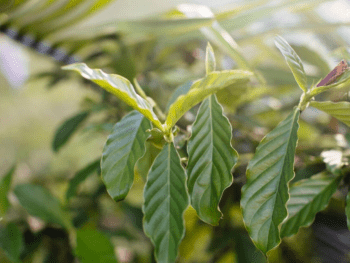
0, 165, 15, 217
53, 111, 89, 152
76, 228, 118, 263
187, 95, 237, 225
143, 143, 189, 263
241, 108, 300, 254
14, 184, 71, 229
281, 172, 341, 238
0, 223, 22, 263
101, 111, 151, 202
275, 35, 307, 92
66, 159, 100, 200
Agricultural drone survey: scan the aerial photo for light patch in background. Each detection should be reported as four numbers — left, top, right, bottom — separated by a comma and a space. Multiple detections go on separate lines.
0, 36, 29, 89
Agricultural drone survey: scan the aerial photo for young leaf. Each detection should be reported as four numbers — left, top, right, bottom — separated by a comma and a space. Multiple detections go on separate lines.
143, 143, 189, 263
0, 165, 15, 217
281, 172, 341, 238
0, 223, 23, 263
205, 42, 216, 74
14, 184, 71, 229
275, 35, 307, 92
346, 192, 350, 230
101, 111, 151, 202
164, 70, 253, 131
53, 111, 89, 152
241, 107, 300, 254
187, 95, 237, 225
62, 63, 163, 131
309, 101, 350, 127
66, 159, 100, 200
76, 228, 118, 263
166, 81, 193, 112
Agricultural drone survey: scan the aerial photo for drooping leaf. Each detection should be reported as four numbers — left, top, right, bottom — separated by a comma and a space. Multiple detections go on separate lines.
309, 101, 350, 127
275, 35, 307, 92
187, 95, 237, 225
281, 172, 341, 238
205, 42, 216, 74
0, 165, 15, 217
76, 228, 118, 263
53, 111, 90, 152
0, 223, 23, 263
62, 63, 163, 131
101, 111, 151, 202
14, 184, 71, 229
66, 159, 100, 200
241, 107, 300, 254
165, 70, 253, 131
143, 143, 189, 263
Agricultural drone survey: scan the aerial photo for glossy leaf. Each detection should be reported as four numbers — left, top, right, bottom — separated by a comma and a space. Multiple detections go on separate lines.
14, 184, 71, 229
62, 63, 163, 131
0, 223, 23, 263
187, 95, 237, 225
0, 165, 15, 217
205, 42, 216, 74
281, 172, 341, 238
76, 228, 118, 263
53, 111, 89, 152
241, 108, 300, 254
66, 159, 100, 200
101, 111, 151, 202
346, 192, 350, 230
165, 70, 253, 131
275, 35, 307, 92
309, 101, 350, 127
143, 143, 189, 263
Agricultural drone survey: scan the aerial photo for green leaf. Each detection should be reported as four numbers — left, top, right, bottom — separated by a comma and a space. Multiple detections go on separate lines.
346, 191, 350, 230
76, 228, 118, 263
241, 107, 300, 254
14, 184, 71, 229
281, 172, 341, 238
135, 141, 161, 180
309, 101, 350, 127
187, 95, 237, 225
165, 81, 193, 112
101, 111, 151, 202
205, 42, 216, 74
53, 111, 89, 152
274, 35, 307, 92
66, 159, 100, 200
143, 143, 189, 263
0, 165, 15, 217
164, 70, 253, 131
62, 63, 163, 131
0, 223, 23, 263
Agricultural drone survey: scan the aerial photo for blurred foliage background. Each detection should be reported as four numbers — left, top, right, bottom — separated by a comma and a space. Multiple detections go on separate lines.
1, 0, 350, 262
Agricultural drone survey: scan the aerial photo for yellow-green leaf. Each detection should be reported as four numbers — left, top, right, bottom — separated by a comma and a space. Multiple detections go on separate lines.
310, 101, 350, 127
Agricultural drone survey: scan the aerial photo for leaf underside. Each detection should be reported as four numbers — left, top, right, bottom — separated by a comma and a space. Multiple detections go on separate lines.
310, 101, 350, 127
101, 111, 151, 202
187, 95, 237, 225
241, 107, 300, 254
143, 143, 189, 263
281, 172, 341, 238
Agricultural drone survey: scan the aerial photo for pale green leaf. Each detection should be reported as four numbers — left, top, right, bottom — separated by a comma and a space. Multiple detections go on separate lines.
241, 108, 300, 254
281, 172, 341, 238
0, 165, 15, 217
309, 101, 350, 127
187, 95, 237, 225
275, 35, 307, 92
0, 223, 23, 263
66, 159, 100, 200
164, 70, 253, 131
102, 111, 151, 202
143, 143, 189, 263
62, 63, 163, 131
205, 42, 216, 74
76, 228, 118, 263
14, 184, 71, 229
